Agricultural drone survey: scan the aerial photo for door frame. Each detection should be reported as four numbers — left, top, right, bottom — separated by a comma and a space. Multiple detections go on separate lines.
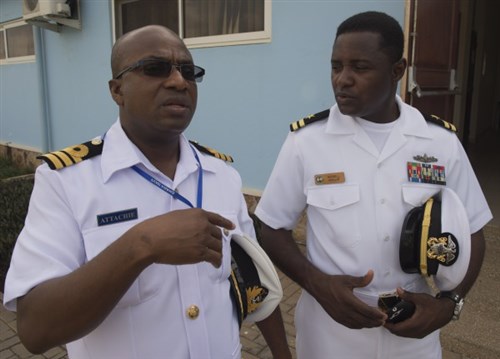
401, 0, 476, 143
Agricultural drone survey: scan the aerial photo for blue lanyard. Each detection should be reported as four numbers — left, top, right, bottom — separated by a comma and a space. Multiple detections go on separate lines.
132, 145, 203, 208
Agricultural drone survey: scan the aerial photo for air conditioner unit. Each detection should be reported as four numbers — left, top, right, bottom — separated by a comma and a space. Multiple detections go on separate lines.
22, 0, 71, 21
22, 0, 81, 31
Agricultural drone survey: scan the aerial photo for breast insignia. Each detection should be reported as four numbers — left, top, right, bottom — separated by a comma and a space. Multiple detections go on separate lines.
37, 137, 104, 170
289, 109, 330, 132
189, 140, 234, 163
419, 111, 457, 132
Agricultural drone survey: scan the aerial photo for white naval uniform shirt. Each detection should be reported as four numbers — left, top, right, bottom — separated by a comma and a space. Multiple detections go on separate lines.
255, 96, 492, 359
4, 120, 255, 359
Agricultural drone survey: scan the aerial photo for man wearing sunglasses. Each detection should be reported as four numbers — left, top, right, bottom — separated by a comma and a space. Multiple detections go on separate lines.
4, 25, 291, 359
255, 11, 492, 358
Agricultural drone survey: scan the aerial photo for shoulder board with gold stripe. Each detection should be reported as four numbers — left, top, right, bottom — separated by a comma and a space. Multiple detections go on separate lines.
289, 109, 330, 132
189, 140, 234, 163
37, 138, 104, 170
420, 111, 457, 132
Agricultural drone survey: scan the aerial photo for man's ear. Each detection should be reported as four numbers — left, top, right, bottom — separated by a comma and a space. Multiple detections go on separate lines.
108, 79, 124, 106
393, 58, 407, 82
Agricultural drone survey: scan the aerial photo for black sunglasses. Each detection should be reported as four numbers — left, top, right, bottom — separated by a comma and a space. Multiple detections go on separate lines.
114, 58, 205, 82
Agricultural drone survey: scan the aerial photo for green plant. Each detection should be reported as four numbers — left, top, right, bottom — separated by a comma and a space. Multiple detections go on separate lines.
0, 157, 33, 179
0, 158, 35, 292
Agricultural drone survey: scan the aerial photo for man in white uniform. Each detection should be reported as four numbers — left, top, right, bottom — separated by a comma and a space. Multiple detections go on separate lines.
255, 11, 492, 359
4, 25, 291, 359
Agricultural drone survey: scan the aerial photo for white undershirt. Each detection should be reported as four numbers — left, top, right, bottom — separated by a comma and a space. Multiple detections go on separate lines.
355, 117, 397, 153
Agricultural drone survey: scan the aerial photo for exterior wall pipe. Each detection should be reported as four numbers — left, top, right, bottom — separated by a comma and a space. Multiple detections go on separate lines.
33, 26, 52, 152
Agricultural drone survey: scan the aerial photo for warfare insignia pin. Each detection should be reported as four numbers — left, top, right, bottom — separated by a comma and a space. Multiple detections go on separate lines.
413, 153, 438, 163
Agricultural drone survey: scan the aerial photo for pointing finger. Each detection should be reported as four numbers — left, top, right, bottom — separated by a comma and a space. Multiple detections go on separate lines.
206, 211, 235, 231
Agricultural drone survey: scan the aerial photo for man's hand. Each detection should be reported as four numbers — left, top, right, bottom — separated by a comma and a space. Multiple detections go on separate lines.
129, 208, 235, 268
384, 288, 455, 338
311, 270, 387, 329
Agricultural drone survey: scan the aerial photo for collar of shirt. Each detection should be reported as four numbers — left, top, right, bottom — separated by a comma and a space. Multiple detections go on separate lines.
100, 119, 218, 183
326, 95, 433, 140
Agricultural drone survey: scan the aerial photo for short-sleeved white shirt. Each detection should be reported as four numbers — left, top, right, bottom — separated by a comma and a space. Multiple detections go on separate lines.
4, 120, 255, 359
255, 97, 492, 358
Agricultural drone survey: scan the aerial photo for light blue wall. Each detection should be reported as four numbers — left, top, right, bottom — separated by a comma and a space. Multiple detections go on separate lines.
39, 1, 116, 147
0, 0, 21, 20
188, 0, 405, 189
0, 0, 405, 191
0, 0, 43, 148
0, 63, 43, 147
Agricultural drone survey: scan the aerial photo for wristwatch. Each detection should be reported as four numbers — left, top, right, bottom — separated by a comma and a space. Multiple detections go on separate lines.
436, 291, 464, 320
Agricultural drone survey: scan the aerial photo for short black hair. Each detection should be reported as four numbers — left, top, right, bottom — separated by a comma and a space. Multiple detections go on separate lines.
335, 11, 404, 63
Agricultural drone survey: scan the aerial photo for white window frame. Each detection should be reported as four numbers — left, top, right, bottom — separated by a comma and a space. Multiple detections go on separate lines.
111, 0, 271, 48
0, 19, 36, 65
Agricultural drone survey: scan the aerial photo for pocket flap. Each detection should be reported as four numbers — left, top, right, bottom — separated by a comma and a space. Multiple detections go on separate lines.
307, 184, 360, 210
401, 184, 441, 207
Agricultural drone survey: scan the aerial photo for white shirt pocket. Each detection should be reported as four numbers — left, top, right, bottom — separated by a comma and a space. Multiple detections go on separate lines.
198, 212, 237, 282
401, 184, 442, 208
82, 220, 163, 308
306, 184, 361, 248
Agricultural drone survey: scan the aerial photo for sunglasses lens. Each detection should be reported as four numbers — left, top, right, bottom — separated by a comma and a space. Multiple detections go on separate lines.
142, 61, 172, 77
180, 64, 196, 81
137, 60, 204, 82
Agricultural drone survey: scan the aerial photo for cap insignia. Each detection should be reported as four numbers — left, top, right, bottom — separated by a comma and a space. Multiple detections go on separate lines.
246, 286, 269, 314
427, 233, 458, 266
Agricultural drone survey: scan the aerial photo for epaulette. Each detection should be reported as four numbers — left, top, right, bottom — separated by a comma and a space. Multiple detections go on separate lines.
37, 138, 104, 170
420, 111, 457, 132
189, 140, 234, 163
289, 109, 330, 132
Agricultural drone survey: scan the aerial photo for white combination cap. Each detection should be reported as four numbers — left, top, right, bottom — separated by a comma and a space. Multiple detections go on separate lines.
400, 187, 471, 291
229, 233, 283, 324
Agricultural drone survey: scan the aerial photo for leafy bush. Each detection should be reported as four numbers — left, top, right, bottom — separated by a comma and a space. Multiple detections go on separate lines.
0, 157, 35, 292
0, 157, 33, 179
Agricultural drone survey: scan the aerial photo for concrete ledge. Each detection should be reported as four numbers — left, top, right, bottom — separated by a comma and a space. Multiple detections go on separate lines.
0, 143, 42, 171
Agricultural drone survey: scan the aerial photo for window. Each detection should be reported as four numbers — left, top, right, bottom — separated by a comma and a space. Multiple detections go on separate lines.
0, 20, 35, 64
113, 0, 271, 48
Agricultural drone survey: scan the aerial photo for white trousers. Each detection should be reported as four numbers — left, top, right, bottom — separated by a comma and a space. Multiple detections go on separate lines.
295, 291, 441, 359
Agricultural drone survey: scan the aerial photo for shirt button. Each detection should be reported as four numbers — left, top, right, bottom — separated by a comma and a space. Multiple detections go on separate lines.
380, 198, 386, 204
384, 236, 390, 242
223, 228, 229, 236
186, 305, 200, 319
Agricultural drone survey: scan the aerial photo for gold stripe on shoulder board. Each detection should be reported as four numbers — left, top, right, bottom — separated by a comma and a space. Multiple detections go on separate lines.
37, 137, 104, 170
430, 114, 457, 132
421, 112, 457, 133
289, 109, 330, 132
189, 140, 234, 163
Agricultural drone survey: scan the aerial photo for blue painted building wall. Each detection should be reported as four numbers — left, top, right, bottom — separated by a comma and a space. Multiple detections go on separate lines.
0, 0, 405, 191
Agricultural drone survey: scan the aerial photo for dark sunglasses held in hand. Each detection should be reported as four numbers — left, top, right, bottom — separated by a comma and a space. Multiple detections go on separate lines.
114, 58, 205, 82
